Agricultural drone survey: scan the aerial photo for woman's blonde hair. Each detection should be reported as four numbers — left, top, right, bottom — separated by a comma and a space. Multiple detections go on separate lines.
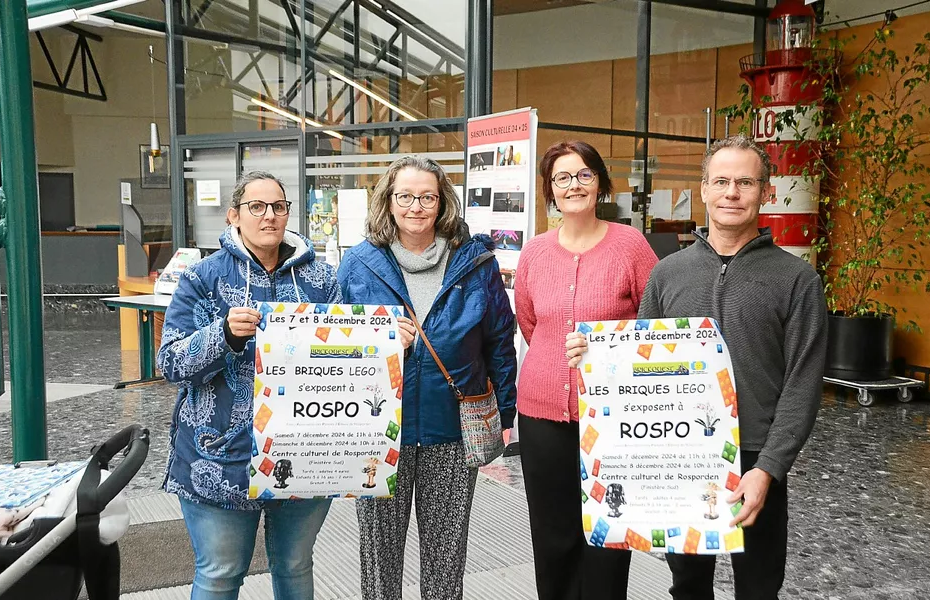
366, 156, 463, 248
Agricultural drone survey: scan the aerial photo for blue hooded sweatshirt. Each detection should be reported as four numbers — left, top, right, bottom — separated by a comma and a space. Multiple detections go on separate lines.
158, 226, 341, 509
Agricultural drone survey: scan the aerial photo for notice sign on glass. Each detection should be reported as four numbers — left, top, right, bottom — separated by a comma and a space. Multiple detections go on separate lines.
577, 317, 744, 555
250, 303, 404, 500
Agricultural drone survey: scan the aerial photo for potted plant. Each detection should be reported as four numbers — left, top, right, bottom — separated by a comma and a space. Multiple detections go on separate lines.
694, 403, 720, 436
722, 28, 930, 380
364, 385, 387, 417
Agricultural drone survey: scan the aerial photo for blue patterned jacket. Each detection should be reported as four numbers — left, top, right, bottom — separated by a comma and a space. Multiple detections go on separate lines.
158, 226, 341, 509
337, 232, 518, 447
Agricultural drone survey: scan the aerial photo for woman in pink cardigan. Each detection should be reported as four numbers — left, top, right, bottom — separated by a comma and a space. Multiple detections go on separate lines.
515, 140, 658, 600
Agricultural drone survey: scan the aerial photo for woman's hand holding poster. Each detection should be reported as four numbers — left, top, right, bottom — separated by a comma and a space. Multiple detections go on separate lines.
249, 302, 404, 500
577, 317, 744, 555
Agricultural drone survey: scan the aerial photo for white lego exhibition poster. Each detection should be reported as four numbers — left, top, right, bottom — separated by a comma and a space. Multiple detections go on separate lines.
577, 317, 744, 555
249, 302, 404, 500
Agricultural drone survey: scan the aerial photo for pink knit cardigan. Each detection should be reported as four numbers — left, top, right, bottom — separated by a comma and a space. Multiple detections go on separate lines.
515, 222, 658, 422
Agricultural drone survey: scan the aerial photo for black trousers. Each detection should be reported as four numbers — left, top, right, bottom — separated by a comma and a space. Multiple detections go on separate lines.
667, 451, 789, 600
520, 414, 632, 600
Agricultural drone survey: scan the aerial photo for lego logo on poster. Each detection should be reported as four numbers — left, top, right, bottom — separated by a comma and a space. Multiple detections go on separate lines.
690, 361, 708, 374
632, 362, 690, 377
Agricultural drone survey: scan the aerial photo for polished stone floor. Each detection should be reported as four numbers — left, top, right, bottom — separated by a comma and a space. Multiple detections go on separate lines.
1, 310, 929, 599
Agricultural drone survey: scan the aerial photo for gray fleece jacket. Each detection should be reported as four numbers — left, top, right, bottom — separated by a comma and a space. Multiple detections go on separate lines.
637, 227, 827, 481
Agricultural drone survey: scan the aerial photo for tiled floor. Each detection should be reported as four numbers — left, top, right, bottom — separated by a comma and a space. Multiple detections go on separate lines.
1, 310, 929, 599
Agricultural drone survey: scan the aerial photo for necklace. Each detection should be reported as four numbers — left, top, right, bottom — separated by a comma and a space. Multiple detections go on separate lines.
561, 220, 606, 252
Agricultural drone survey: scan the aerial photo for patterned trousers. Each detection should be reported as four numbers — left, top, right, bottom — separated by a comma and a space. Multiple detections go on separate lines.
356, 441, 478, 600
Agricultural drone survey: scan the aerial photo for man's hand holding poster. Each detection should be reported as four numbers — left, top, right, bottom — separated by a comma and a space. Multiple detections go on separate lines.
578, 317, 744, 555
249, 302, 404, 500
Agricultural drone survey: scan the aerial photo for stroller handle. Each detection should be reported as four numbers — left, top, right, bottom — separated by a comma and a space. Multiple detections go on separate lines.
0, 425, 150, 597
90, 425, 150, 507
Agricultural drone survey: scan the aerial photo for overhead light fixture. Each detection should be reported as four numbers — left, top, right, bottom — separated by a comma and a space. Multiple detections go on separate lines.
74, 15, 115, 28
107, 21, 165, 37
150, 123, 162, 157
327, 69, 419, 121
147, 45, 162, 166
250, 98, 344, 140
28, 0, 145, 32
29, 10, 78, 31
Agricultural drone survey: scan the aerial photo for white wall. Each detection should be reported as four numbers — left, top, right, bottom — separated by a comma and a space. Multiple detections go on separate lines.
32, 31, 170, 227
31, 33, 74, 169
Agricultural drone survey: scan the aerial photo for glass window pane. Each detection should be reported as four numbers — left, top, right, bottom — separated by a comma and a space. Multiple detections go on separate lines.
242, 142, 303, 233
304, 126, 464, 264
181, 0, 303, 134
651, 6, 754, 229
495, 1, 757, 235
303, 0, 466, 126
182, 146, 237, 249
117, 0, 166, 22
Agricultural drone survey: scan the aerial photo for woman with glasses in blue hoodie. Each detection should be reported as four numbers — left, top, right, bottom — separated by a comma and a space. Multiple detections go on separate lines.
158, 171, 342, 600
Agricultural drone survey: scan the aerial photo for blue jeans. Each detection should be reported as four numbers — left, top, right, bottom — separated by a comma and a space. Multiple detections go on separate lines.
179, 497, 331, 600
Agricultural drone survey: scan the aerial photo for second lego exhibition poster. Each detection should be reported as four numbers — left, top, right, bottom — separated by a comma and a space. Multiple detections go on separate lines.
248, 303, 404, 500
577, 317, 745, 555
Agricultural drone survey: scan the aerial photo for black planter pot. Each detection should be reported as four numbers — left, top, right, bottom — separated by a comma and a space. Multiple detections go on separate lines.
825, 313, 894, 381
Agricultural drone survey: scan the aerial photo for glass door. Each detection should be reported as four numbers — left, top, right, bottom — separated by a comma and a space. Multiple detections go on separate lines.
180, 139, 302, 251
182, 145, 237, 250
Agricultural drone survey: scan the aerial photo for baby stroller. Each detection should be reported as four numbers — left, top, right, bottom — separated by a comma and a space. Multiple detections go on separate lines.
0, 425, 149, 599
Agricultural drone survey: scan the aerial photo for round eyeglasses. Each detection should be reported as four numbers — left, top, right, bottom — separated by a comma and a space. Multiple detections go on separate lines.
552, 168, 596, 189
393, 192, 440, 209
236, 200, 292, 217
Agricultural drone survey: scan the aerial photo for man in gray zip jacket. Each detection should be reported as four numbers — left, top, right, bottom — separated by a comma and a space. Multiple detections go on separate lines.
639, 135, 827, 599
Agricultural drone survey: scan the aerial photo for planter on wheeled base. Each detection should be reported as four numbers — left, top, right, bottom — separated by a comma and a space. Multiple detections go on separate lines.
825, 313, 895, 382
824, 375, 924, 407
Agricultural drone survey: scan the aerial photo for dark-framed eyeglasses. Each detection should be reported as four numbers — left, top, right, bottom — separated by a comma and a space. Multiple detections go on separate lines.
552, 168, 597, 189
393, 192, 440, 209
236, 200, 291, 217
705, 177, 765, 191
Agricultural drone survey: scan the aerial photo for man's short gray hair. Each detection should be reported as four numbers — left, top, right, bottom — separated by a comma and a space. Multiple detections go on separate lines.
701, 135, 772, 182
230, 171, 287, 208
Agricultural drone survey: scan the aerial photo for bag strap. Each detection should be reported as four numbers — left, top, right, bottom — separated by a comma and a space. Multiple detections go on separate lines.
403, 302, 465, 401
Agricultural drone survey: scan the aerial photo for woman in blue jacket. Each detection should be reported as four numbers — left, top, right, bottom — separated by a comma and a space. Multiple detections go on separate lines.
158, 171, 341, 600
337, 156, 518, 600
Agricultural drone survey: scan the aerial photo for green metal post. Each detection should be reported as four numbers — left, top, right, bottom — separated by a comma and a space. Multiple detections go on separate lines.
139, 311, 154, 379
0, 0, 48, 461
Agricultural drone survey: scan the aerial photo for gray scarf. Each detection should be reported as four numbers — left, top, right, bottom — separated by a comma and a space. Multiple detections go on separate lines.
391, 236, 450, 325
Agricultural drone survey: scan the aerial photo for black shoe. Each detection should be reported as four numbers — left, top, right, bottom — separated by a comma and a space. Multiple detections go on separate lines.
502, 441, 520, 457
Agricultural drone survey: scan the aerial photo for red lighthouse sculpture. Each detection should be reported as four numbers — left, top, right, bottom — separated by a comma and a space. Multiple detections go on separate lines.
739, 0, 821, 261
